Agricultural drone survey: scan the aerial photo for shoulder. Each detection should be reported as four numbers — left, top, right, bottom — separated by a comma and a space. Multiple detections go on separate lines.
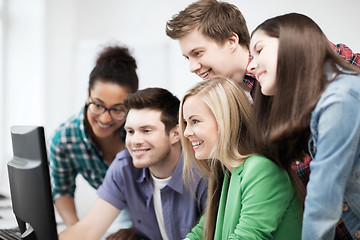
314, 73, 360, 113
242, 154, 283, 173
326, 73, 360, 95
237, 155, 291, 186
235, 155, 294, 199
108, 149, 138, 175
111, 149, 133, 168
49, 109, 84, 145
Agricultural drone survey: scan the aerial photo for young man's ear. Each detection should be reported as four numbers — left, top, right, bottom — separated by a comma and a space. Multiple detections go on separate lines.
227, 32, 240, 51
169, 124, 180, 145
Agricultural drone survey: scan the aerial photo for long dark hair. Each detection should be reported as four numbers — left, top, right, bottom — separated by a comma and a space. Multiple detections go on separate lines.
250, 13, 360, 198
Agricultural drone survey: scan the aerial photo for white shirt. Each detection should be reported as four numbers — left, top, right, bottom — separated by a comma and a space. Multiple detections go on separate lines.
151, 173, 171, 240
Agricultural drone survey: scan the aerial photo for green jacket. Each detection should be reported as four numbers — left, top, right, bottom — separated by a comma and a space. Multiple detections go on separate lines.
186, 155, 302, 240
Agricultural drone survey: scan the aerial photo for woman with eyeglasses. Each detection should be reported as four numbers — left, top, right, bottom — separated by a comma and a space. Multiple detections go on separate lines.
48, 45, 138, 228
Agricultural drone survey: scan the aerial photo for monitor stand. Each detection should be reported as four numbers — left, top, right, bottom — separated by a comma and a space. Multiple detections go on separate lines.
16, 217, 36, 240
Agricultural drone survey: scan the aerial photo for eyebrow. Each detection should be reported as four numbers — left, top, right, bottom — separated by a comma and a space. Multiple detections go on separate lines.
187, 115, 199, 120
183, 47, 202, 58
124, 125, 156, 130
253, 40, 263, 50
90, 97, 124, 107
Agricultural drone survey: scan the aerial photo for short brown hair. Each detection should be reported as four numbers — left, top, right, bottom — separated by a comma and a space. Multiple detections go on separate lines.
124, 88, 180, 134
166, 0, 250, 48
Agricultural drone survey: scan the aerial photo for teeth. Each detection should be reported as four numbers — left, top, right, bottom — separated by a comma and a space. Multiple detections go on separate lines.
199, 70, 210, 79
192, 142, 202, 146
257, 72, 265, 80
133, 149, 148, 153
98, 122, 110, 128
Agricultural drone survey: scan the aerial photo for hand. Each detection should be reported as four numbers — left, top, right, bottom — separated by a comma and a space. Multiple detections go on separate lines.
105, 227, 140, 240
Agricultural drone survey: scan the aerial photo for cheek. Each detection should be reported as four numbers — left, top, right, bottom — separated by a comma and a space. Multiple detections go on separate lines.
116, 119, 125, 127
86, 111, 96, 125
125, 134, 133, 146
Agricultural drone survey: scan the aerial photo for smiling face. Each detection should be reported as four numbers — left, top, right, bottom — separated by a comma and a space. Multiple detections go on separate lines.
179, 28, 247, 84
182, 94, 218, 160
86, 81, 129, 139
247, 30, 279, 96
125, 108, 178, 170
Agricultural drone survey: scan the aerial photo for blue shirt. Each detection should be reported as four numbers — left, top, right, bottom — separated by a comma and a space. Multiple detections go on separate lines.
303, 71, 360, 239
48, 107, 108, 199
97, 149, 208, 240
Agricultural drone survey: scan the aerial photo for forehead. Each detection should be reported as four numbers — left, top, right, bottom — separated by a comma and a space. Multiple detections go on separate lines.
125, 108, 163, 128
90, 81, 129, 104
250, 30, 272, 48
183, 94, 212, 117
179, 28, 221, 55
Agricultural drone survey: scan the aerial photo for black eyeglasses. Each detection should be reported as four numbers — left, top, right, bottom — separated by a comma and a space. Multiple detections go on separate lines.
87, 102, 126, 121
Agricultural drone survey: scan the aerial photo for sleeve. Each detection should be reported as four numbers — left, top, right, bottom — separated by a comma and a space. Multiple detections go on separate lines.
185, 214, 205, 240
195, 177, 208, 214
48, 130, 77, 200
231, 157, 299, 239
97, 159, 127, 210
302, 90, 360, 239
331, 42, 360, 68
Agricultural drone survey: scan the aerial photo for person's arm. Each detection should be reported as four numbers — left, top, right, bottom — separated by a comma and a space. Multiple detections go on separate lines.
302, 85, 360, 239
185, 214, 205, 240
48, 131, 78, 226
59, 198, 120, 240
105, 227, 139, 240
55, 195, 79, 226
231, 156, 302, 239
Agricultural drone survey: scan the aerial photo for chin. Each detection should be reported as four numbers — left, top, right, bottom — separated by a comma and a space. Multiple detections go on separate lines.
195, 153, 209, 160
132, 159, 149, 169
93, 130, 113, 139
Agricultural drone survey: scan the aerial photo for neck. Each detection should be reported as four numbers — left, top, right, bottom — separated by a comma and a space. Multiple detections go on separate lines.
92, 129, 125, 164
149, 143, 181, 179
231, 46, 250, 91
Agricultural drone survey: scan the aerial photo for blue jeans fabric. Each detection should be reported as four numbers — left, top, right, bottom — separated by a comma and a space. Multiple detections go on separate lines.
303, 72, 360, 239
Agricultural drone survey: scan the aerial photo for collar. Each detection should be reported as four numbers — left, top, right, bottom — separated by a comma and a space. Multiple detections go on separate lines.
136, 152, 184, 194
135, 152, 185, 210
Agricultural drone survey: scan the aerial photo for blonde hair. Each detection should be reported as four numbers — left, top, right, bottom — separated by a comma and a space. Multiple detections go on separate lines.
179, 77, 254, 239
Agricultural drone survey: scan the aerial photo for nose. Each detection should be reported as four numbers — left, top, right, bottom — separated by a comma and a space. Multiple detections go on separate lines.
189, 59, 201, 73
98, 110, 113, 123
130, 132, 145, 145
247, 59, 257, 74
183, 125, 193, 138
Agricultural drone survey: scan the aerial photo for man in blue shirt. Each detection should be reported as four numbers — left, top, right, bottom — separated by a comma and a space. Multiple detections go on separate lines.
59, 87, 208, 240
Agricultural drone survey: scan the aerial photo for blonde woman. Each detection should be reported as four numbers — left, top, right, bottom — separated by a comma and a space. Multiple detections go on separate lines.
180, 77, 302, 240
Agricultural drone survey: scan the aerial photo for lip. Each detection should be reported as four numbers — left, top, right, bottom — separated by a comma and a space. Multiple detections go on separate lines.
190, 140, 204, 150
96, 121, 112, 129
197, 69, 211, 80
132, 148, 150, 157
256, 70, 266, 82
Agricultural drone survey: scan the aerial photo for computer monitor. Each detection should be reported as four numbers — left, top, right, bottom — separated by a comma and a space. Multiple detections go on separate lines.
7, 126, 58, 240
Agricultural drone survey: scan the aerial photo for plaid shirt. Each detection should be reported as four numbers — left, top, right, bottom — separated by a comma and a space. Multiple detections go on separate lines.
48, 107, 109, 200
246, 43, 359, 240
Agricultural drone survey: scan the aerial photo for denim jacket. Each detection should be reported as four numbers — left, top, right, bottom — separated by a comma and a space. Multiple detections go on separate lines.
302, 72, 360, 240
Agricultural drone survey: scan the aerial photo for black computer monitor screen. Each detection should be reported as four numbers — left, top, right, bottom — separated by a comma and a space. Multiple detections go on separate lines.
7, 126, 58, 240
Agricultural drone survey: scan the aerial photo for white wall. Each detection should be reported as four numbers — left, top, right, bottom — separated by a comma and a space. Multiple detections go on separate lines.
1, 0, 360, 196
0, 0, 46, 195
43, 0, 360, 135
